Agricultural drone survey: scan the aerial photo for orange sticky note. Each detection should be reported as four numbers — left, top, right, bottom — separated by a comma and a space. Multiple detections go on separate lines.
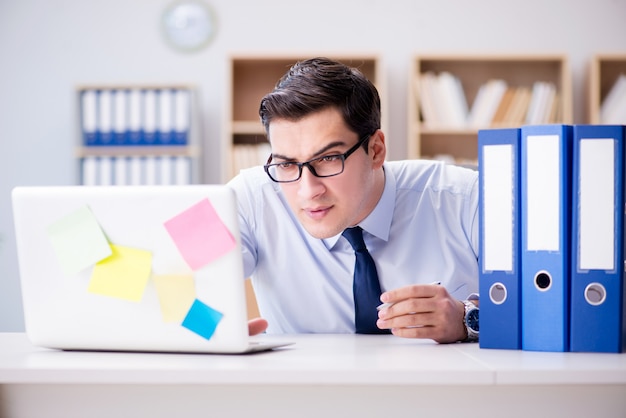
88, 245, 152, 302
153, 274, 196, 322
164, 199, 236, 270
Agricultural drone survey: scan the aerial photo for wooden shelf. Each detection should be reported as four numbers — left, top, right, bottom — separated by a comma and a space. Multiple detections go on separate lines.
224, 54, 385, 181
76, 145, 200, 158
408, 54, 573, 163
589, 53, 626, 124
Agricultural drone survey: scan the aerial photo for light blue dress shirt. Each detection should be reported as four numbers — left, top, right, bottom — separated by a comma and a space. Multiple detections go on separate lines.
227, 160, 479, 334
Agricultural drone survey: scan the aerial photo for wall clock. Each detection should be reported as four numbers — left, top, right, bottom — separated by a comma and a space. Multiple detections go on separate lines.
161, 0, 217, 52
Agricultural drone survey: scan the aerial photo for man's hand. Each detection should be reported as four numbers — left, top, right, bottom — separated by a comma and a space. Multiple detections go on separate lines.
376, 284, 466, 343
248, 317, 269, 336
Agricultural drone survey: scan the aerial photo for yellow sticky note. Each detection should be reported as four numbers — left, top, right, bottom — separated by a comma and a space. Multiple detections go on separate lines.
153, 274, 196, 322
88, 245, 152, 302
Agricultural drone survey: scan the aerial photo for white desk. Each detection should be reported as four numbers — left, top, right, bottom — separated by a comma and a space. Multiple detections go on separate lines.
1, 332, 625, 418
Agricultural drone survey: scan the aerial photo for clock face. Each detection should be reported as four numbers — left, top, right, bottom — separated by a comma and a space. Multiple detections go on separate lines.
161, 0, 217, 52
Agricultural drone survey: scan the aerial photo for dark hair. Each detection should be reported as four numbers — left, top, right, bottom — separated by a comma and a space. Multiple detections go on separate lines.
259, 57, 381, 148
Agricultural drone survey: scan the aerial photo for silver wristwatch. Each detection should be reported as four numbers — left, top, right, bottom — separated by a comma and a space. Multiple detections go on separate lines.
462, 300, 479, 342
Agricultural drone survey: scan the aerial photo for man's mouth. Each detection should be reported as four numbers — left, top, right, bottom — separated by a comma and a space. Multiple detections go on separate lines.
303, 205, 332, 220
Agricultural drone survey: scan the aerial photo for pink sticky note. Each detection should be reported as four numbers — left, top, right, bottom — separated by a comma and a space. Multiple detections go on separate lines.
164, 199, 236, 270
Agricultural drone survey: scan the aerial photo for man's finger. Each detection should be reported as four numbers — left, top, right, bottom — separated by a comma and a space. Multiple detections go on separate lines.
248, 317, 269, 336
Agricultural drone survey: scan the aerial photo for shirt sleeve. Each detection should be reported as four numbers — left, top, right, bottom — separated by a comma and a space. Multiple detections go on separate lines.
227, 170, 259, 279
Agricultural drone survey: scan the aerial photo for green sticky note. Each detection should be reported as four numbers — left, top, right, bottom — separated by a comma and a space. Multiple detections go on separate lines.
47, 206, 112, 275
88, 244, 152, 302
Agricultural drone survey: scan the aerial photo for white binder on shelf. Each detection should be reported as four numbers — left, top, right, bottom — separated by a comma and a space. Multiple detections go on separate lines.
157, 89, 174, 145
174, 89, 190, 145
143, 89, 157, 145
128, 89, 142, 145
113, 157, 129, 186
99, 157, 114, 186
175, 157, 191, 185
97, 90, 113, 146
81, 156, 98, 186
113, 89, 128, 146
81, 90, 97, 146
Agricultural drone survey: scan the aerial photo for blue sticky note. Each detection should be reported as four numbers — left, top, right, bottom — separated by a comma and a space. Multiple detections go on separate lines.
181, 299, 223, 340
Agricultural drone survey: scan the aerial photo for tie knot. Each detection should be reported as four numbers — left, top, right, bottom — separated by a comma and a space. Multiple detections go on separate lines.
342, 226, 367, 252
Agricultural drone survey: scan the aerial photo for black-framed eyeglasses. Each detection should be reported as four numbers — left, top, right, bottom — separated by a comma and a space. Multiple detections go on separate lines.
264, 134, 371, 183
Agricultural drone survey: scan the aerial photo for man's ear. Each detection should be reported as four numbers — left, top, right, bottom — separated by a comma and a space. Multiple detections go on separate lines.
369, 130, 386, 169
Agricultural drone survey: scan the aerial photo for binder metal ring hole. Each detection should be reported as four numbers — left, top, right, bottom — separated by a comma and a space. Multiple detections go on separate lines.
534, 271, 552, 291
489, 282, 507, 305
584, 283, 606, 306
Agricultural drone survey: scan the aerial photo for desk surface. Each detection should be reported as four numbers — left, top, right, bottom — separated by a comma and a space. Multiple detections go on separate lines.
1, 332, 625, 386
2, 333, 626, 418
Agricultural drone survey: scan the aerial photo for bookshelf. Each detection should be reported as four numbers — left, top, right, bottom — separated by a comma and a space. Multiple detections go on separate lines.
76, 84, 200, 186
589, 53, 626, 124
224, 54, 385, 181
408, 54, 573, 165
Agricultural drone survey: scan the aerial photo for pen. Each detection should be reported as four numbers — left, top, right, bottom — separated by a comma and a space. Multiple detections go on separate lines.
376, 281, 442, 311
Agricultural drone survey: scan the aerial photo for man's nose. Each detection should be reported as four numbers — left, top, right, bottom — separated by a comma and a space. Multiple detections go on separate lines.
297, 165, 325, 199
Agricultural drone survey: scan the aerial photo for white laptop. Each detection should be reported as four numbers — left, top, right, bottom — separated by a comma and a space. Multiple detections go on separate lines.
12, 185, 292, 354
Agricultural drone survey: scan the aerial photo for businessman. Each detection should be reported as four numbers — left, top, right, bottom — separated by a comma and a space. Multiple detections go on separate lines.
229, 57, 479, 343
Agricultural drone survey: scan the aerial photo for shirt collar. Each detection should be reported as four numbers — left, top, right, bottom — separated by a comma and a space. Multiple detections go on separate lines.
323, 163, 396, 249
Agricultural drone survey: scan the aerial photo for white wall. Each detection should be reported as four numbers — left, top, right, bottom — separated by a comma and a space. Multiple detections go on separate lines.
1, 0, 625, 331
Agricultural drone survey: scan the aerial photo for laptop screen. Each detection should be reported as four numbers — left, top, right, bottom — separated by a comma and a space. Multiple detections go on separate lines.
12, 185, 253, 353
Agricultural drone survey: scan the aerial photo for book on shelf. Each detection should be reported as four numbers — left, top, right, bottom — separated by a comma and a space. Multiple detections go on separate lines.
503, 87, 532, 126
417, 71, 468, 128
600, 74, 626, 124
232, 143, 271, 176
549, 92, 562, 123
467, 79, 508, 128
525, 81, 557, 125
417, 71, 441, 127
437, 71, 469, 128
490, 87, 516, 125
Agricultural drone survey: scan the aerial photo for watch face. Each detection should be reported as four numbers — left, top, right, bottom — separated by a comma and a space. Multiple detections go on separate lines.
161, 0, 217, 52
466, 308, 479, 332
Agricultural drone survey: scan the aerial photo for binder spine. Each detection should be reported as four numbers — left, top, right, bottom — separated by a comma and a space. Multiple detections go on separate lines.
570, 125, 625, 352
478, 128, 522, 350
521, 124, 572, 352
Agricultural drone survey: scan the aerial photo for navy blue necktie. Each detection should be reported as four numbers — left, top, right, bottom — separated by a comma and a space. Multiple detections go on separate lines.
342, 227, 389, 334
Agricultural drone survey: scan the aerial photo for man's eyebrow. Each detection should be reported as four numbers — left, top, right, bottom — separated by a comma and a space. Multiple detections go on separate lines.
271, 141, 348, 161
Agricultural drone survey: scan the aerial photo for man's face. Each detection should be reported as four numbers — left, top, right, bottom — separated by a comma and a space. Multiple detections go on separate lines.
267, 107, 385, 239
